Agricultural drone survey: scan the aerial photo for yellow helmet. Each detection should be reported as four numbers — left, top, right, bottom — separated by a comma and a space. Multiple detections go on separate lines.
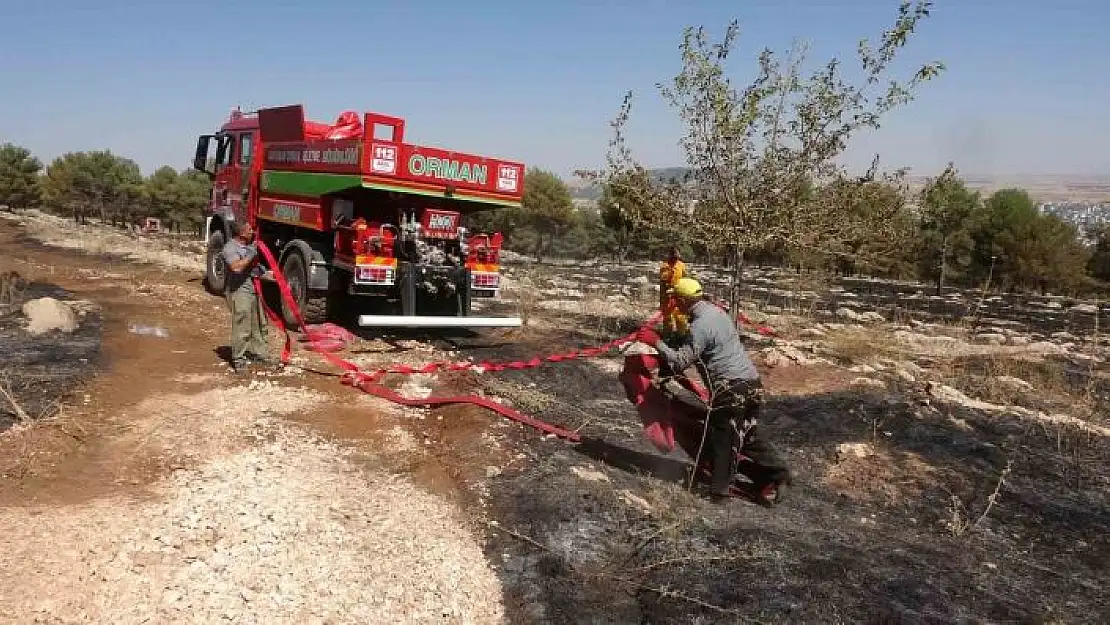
670, 277, 703, 299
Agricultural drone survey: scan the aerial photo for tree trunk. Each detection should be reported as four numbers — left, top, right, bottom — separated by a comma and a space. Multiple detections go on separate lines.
728, 247, 745, 323
936, 235, 948, 296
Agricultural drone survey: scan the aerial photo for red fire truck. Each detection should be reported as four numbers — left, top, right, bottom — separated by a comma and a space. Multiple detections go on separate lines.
193, 104, 522, 329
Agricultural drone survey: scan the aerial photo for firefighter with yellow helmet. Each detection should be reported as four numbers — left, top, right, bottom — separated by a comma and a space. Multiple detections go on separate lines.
636, 276, 791, 506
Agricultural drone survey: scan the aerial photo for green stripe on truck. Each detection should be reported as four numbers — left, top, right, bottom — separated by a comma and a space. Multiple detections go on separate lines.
260, 171, 363, 197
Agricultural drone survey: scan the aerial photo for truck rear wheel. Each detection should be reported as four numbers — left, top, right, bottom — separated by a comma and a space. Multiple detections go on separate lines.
205, 230, 227, 295
280, 250, 327, 329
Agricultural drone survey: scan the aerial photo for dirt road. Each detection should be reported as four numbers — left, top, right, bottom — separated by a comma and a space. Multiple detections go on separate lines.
0, 217, 506, 623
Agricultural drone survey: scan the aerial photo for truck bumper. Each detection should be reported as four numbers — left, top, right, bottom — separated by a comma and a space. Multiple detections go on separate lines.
357, 315, 522, 328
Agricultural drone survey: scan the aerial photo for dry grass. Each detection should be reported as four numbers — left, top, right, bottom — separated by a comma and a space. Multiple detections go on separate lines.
944, 460, 1013, 538
481, 378, 557, 414
938, 354, 1079, 408
821, 326, 909, 364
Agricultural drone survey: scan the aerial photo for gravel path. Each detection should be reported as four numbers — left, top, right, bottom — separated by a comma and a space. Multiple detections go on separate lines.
0, 384, 505, 624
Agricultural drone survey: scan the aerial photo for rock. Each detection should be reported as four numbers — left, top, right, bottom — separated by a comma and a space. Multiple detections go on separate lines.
1070, 352, 1103, 366
974, 333, 1007, 346
618, 490, 653, 513
1009, 336, 1032, 347
1027, 341, 1068, 356
857, 311, 886, 324
896, 370, 917, 383
849, 364, 876, 374
850, 377, 886, 391
1070, 303, 1098, 314
761, 345, 809, 367
836, 442, 875, 460
994, 375, 1034, 393
835, 307, 862, 322
925, 383, 999, 412
896, 361, 926, 377
21, 297, 79, 335
798, 328, 827, 339
569, 466, 610, 483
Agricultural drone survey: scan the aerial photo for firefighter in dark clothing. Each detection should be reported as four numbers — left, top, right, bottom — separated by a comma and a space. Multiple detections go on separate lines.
636, 277, 791, 505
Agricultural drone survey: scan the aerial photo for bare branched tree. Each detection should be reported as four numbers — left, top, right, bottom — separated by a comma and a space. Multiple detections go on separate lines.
578, 0, 945, 311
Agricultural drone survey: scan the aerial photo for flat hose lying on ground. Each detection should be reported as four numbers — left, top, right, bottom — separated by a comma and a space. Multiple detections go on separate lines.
250, 239, 668, 442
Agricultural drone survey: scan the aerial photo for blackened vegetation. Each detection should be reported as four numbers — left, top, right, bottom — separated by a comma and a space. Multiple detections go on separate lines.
0, 279, 101, 431
465, 330, 1109, 624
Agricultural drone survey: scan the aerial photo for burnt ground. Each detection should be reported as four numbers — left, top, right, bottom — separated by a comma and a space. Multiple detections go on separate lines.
1, 213, 1107, 624
0, 277, 101, 432
439, 323, 1110, 624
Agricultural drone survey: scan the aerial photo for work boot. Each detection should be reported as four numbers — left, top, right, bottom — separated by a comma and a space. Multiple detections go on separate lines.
247, 352, 278, 367
230, 358, 250, 374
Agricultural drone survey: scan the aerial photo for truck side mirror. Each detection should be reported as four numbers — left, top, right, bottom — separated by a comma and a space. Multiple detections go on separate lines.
194, 135, 215, 177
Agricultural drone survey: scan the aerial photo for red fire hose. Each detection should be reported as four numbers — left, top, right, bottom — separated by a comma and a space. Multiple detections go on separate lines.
250, 241, 672, 442
248, 241, 777, 442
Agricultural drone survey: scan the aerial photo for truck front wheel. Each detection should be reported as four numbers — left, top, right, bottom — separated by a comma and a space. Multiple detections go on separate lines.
279, 250, 327, 329
205, 230, 227, 295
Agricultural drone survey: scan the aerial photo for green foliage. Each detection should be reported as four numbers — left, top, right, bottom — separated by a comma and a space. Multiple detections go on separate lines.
34, 147, 210, 232
1088, 225, 1110, 284
968, 189, 1090, 294
520, 168, 576, 262
43, 150, 145, 225
0, 143, 43, 210
145, 166, 211, 233
597, 170, 685, 263
917, 164, 982, 292
825, 179, 917, 278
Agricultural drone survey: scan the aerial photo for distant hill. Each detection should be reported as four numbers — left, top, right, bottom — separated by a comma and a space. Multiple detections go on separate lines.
568, 167, 692, 200
570, 170, 1110, 203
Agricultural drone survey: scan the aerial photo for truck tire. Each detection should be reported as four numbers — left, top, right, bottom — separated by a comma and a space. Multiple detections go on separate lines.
280, 249, 327, 329
205, 230, 227, 295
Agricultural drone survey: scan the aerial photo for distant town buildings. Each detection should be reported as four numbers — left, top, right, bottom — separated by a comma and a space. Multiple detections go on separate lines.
1038, 202, 1110, 242
572, 198, 598, 213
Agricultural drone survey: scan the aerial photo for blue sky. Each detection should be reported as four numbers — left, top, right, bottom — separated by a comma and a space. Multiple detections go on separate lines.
2, 0, 1107, 178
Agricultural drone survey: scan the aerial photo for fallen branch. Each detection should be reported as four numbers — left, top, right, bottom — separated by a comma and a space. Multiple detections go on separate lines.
0, 377, 32, 424
946, 459, 1013, 538
602, 576, 759, 620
